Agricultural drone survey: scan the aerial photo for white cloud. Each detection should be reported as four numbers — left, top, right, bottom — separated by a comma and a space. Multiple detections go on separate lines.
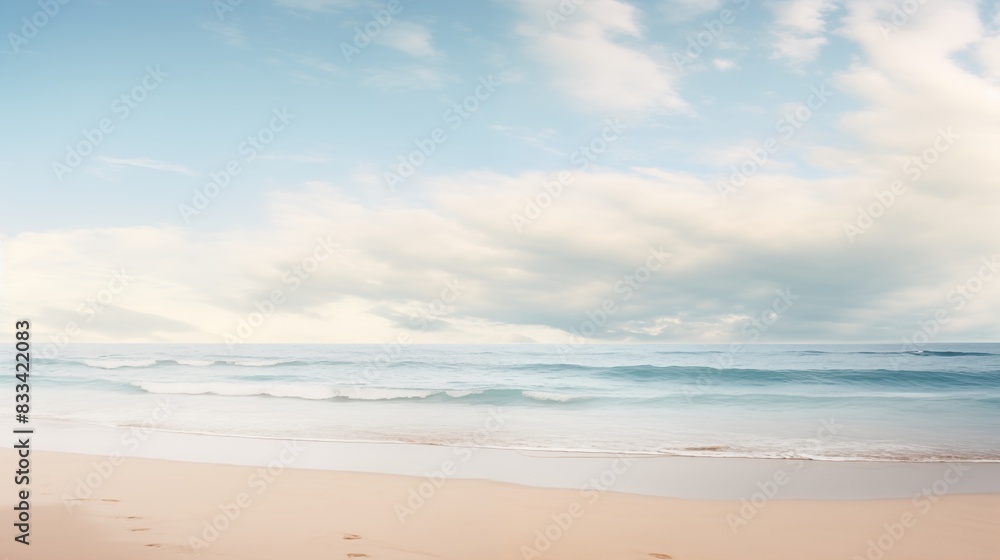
274, 0, 354, 13
362, 65, 449, 90
490, 125, 562, 154
259, 152, 330, 163
712, 58, 738, 70
377, 21, 441, 58
202, 22, 250, 49
96, 157, 197, 176
769, 0, 838, 65
298, 55, 340, 74
514, 0, 686, 114
660, 0, 722, 22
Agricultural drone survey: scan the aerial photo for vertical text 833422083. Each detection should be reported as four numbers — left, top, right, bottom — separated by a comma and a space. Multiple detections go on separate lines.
13, 320, 33, 546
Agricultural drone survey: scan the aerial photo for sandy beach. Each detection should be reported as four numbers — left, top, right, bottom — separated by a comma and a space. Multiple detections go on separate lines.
1, 426, 998, 560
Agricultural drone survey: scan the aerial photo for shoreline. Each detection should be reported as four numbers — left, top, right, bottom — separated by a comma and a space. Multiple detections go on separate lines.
27, 416, 1000, 464
6, 420, 1000, 500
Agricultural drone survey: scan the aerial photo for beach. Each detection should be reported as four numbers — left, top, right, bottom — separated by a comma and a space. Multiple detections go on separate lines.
5, 345, 999, 558
2, 423, 999, 559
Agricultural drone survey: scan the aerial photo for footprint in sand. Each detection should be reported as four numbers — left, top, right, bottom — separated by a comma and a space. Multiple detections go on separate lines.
343, 534, 361, 540
346, 554, 368, 558
130, 528, 150, 532
145, 544, 162, 548
649, 554, 672, 559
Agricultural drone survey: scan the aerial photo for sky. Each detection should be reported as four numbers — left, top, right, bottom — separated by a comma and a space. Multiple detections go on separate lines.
0, 0, 998, 347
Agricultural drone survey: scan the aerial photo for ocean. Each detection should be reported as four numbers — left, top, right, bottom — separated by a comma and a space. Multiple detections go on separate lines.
28, 343, 1000, 461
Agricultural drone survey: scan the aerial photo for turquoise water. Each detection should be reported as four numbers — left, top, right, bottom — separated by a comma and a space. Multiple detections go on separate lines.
27, 343, 1000, 461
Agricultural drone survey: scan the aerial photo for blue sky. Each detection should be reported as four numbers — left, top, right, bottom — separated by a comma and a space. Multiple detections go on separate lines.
1, 0, 999, 346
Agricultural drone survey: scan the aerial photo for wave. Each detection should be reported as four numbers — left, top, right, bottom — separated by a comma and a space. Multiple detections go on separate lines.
46, 359, 1000, 392
521, 390, 588, 402
82, 359, 159, 369
904, 350, 999, 357
800, 350, 1000, 357
576, 365, 1000, 388
63, 358, 320, 369
130, 382, 592, 404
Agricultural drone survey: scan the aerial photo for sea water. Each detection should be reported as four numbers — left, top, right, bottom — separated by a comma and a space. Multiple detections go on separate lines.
25, 343, 1000, 461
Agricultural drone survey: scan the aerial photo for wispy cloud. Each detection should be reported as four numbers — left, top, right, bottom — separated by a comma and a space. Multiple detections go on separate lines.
202, 21, 250, 48
274, 0, 354, 13
97, 157, 197, 176
660, 0, 722, 22
490, 125, 562, 154
298, 55, 340, 74
362, 65, 450, 90
259, 152, 330, 163
712, 58, 738, 71
377, 21, 442, 58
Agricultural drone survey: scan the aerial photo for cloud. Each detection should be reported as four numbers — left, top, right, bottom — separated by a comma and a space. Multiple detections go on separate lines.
377, 21, 441, 58
75, 305, 196, 338
489, 125, 562, 154
514, 0, 686, 114
660, 0, 722, 22
712, 58, 738, 70
769, 0, 839, 65
274, 0, 354, 13
96, 157, 197, 176
201, 22, 250, 48
298, 55, 340, 74
259, 152, 330, 163
362, 65, 449, 90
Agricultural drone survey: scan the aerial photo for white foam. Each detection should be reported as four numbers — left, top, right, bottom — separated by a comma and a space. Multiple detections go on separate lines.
132, 382, 439, 401
82, 359, 158, 369
175, 359, 216, 366
522, 391, 583, 402
231, 359, 292, 367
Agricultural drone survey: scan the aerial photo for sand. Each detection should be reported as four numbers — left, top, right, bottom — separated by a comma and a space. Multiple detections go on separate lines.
0, 448, 998, 560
